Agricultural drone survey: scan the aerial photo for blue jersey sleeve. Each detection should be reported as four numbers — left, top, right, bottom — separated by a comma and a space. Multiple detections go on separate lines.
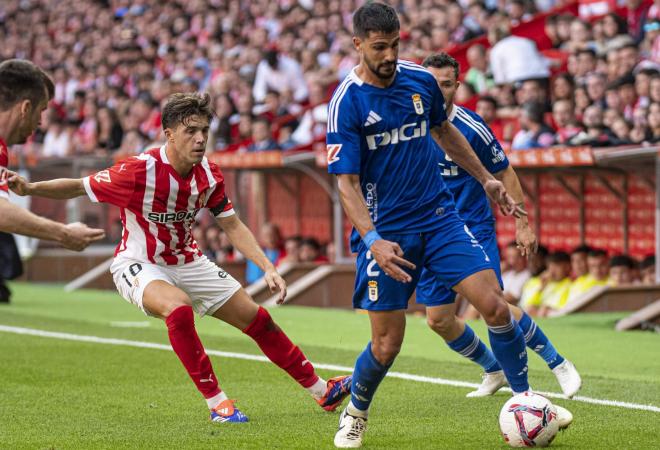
326, 88, 361, 174
459, 108, 509, 174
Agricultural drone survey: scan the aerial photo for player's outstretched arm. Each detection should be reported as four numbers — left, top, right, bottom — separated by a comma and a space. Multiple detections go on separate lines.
7, 171, 85, 199
0, 198, 105, 251
495, 165, 537, 256
216, 213, 287, 303
336, 174, 415, 283
431, 122, 516, 215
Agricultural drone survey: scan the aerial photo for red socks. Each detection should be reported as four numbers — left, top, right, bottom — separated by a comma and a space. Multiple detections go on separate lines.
243, 306, 319, 388
166, 305, 221, 399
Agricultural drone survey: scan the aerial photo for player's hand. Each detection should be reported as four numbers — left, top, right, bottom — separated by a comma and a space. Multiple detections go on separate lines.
370, 239, 416, 283
515, 225, 538, 257
60, 222, 106, 251
483, 179, 522, 217
264, 269, 287, 304
6, 171, 31, 196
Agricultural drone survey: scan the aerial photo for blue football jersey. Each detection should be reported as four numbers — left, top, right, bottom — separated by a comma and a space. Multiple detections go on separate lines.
326, 61, 455, 250
436, 105, 509, 235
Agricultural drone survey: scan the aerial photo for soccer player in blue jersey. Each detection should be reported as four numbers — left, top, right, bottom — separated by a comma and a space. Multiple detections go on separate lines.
418, 53, 581, 402
327, 4, 530, 447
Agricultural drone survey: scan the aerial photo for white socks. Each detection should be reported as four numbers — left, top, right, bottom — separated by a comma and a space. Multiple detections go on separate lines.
307, 377, 327, 400
347, 400, 368, 419
206, 391, 229, 409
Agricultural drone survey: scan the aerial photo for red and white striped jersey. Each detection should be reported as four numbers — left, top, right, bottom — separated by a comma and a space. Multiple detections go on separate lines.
83, 146, 235, 265
0, 138, 9, 200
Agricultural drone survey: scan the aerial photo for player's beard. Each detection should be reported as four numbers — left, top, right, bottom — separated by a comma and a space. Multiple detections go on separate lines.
365, 56, 396, 80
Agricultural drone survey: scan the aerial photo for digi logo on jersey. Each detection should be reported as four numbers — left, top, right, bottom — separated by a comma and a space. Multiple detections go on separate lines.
365, 120, 427, 150
147, 210, 200, 223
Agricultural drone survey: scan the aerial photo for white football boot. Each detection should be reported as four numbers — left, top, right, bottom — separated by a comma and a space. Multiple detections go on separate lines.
552, 360, 582, 398
555, 404, 573, 430
466, 370, 508, 397
334, 407, 367, 448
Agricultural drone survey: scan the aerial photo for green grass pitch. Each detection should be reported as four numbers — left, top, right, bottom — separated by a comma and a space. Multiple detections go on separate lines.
1, 282, 659, 449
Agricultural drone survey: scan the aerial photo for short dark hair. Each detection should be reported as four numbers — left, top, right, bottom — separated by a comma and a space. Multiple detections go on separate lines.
521, 101, 545, 124
301, 237, 321, 251
0, 59, 50, 110
575, 48, 596, 59
571, 245, 592, 255
588, 248, 607, 258
609, 254, 635, 269
477, 95, 498, 108
421, 52, 460, 80
161, 92, 214, 129
353, 2, 400, 39
548, 251, 571, 264
640, 255, 655, 270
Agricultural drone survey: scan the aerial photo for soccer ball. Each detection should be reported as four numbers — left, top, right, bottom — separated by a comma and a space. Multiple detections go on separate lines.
499, 392, 559, 448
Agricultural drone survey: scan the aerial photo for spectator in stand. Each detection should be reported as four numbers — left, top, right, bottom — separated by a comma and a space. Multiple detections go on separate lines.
569, 104, 617, 146
608, 254, 636, 285
252, 44, 308, 104
562, 19, 594, 53
516, 79, 550, 111
650, 73, 660, 102
279, 235, 302, 265
552, 73, 576, 101
465, 44, 494, 94
586, 71, 607, 107
630, 105, 653, 142
42, 113, 72, 158
225, 114, 254, 153
512, 101, 556, 149
635, 68, 658, 109
291, 82, 328, 146
519, 245, 549, 310
553, 99, 583, 144
528, 251, 573, 317
245, 222, 283, 284
247, 118, 279, 152
610, 116, 633, 143
647, 102, 660, 141
573, 49, 598, 85
566, 248, 610, 304
616, 73, 638, 120
488, 22, 550, 85
574, 85, 592, 119
476, 96, 507, 142
97, 107, 123, 152
640, 255, 656, 284
277, 125, 299, 150
209, 94, 236, 152
641, 20, 660, 61
619, 43, 642, 76
570, 245, 591, 279
299, 237, 328, 264
501, 241, 532, 305
625, 0, 651, 43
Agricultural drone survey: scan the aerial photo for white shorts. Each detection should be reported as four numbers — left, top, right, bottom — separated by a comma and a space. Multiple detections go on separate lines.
111, 256, 242, 317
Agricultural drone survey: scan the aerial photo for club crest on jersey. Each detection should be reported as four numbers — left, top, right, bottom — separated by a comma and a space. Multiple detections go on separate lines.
368, 280, 379, 302
327, 144, 342, 165
412, 94, 424, 115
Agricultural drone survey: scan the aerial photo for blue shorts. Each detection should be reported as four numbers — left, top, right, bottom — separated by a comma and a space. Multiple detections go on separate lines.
415, 228, 502, 307
352, 212, 493, 311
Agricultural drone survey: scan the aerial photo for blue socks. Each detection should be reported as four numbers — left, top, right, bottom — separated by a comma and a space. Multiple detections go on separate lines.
488, 319, 529, 393
518, 312, 564, 369
350, 342, 392, 412
447, 325, 501, 373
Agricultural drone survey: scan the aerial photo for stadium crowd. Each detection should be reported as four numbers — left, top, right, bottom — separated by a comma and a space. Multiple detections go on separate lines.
2, 0, 659, 158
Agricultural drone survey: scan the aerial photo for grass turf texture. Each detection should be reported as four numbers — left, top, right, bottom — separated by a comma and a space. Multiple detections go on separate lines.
1, 282, 658, 449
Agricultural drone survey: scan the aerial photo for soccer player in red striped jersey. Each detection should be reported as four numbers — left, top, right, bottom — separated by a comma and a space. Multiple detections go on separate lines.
7, 92, 351, 423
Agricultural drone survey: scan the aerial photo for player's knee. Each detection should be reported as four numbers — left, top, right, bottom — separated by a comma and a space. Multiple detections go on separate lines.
482, 296, 511, 327
426, 314, 456, 338
371, 338, 401, 365
158, 295, 192, 320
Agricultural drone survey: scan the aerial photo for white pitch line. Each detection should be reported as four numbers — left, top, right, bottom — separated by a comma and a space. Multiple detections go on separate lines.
1, 324, 659, 414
